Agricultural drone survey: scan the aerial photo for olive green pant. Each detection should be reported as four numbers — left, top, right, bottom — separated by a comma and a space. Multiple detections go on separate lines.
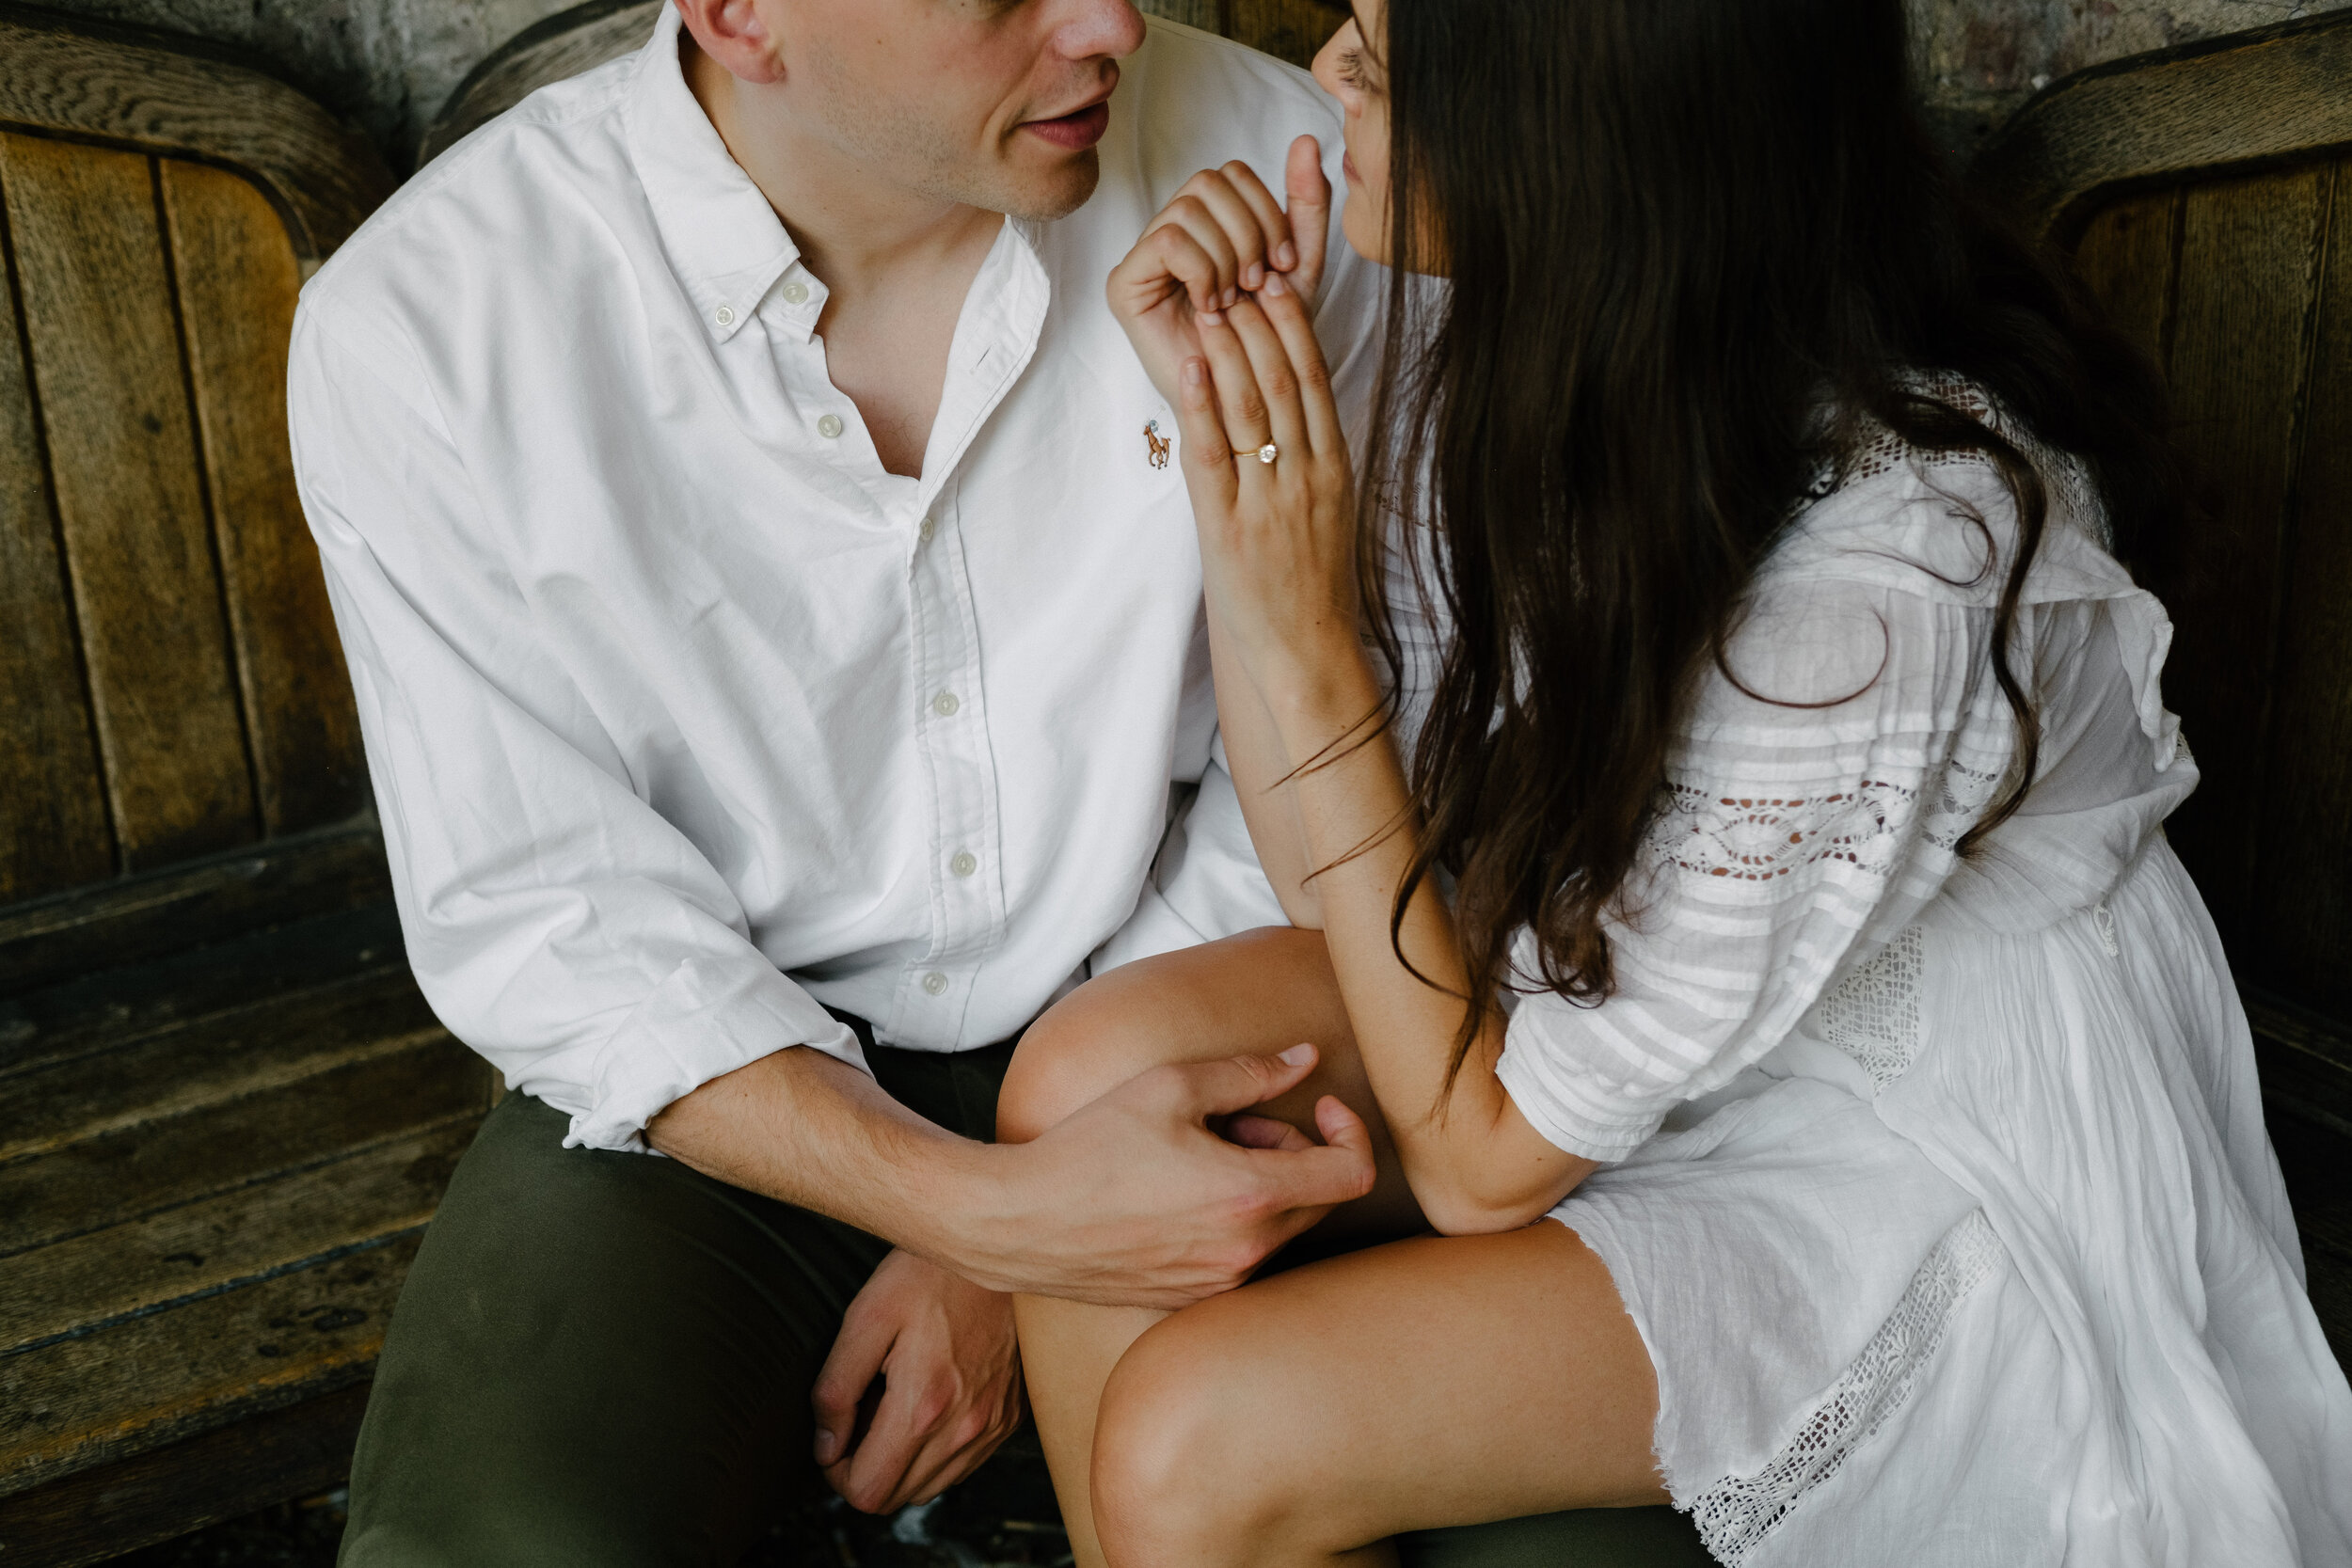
341, 1039, 1709, 1567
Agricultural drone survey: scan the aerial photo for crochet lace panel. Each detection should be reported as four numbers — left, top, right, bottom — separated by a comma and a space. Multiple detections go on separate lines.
1644, 780, 1920, 883
1815, 926, 1924, 1090
1686, 1210, 2003, 1565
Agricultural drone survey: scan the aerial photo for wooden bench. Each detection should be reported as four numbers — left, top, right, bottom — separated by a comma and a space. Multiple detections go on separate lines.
0, 8, 493, 1563
0, 2, 2342, 1564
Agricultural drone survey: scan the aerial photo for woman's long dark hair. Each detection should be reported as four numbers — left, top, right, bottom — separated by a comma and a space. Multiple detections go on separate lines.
1361, 0, 2185, 1069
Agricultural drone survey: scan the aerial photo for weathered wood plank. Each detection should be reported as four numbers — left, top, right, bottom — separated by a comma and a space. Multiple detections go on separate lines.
1225, 0, 1339, 66
0, 1232, 416, 1494
3, 1119, 471, 1352
2251, 157, 2352, 1016
2152, 165, 2330, 942
1973, 11, 2352, 247
0, 1037, 481, 1258
160, 159, 363, 839
2, 969, 443, 1165
0, 901, 405, 1081
0, 5, 394, 263
0, 821, 390, 1004
2069, 189, 2181, 369
0, 1382, 369, 1568
0, 133, 256, 872
0, 170, 112, 905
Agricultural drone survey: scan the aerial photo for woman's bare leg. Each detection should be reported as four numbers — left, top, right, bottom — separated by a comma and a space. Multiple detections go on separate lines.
1090, 1223, 1666, 1568
997, 928, 1423, 1568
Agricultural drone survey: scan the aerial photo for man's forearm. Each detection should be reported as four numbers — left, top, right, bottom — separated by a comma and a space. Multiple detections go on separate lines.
647, 1045, 995, 1264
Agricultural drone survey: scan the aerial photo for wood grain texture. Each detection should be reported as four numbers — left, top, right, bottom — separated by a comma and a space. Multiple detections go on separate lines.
0, 1383, 369, 1568
419, 0, 659, 166
2251, 158, 2352, 1016
0, 180, 111, 905
0, 1232, 417, 1494
161, 160, 363, 837
1224, 0, 1343, 66
3, 1120, 472, 1353
0, 133, 257, 872
0, 1035, 480, 1258
0, 3, 393, 263
1974, 9, 2352, 247
2148, 165, 2330, 940
0, 822, 391, 1003
2069, 189, 2182, 368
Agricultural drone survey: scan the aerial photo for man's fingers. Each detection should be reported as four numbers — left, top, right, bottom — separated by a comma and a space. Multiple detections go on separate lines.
830, 1369, 930, 1513
1225, 1110, 1314, 1151
1181, 171, 1273, 296
1167, 1043, 1319, 1119
810, 1296, 898, 1467
1284, 135, 1332, 300
1136, 214, 1235, 315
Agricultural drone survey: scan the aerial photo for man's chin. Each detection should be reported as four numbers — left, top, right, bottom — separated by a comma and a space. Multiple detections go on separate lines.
993, 149, 1101, 224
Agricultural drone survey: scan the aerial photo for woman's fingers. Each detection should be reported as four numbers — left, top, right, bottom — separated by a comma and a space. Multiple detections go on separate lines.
1173, 356, 1241, 515
1253, 270, 1343, 458
1218, 295, 1311, 461
1283, 135, 1333, 301
1142, 196, 1241, 312
1178, 169, 1275, 297
1114, 220, 1229, 320
1194, 309, 1278, 460
1217, 159, 1296, 281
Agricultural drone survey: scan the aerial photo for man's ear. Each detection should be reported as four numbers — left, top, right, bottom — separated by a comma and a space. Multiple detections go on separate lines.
674, 0, 787, 86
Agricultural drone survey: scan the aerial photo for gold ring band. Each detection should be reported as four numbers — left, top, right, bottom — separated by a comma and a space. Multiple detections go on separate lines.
1233, 442, 1279, 465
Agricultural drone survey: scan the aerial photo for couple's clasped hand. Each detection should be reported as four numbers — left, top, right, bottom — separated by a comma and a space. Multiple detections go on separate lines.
1110, 135, 1366, 701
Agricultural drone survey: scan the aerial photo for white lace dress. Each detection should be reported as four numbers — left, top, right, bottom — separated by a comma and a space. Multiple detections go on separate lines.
1395, 401, 2352, 1567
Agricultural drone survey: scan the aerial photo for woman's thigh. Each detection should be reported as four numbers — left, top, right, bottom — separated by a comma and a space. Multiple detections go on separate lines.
1090, 1221, 1669, 1566
1000, 926, 1421, 1240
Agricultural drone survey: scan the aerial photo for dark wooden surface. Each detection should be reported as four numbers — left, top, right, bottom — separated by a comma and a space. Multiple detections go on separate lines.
0, 3, 393, 264
1974, 10, 2352, 248
0, 1385, 371, 1568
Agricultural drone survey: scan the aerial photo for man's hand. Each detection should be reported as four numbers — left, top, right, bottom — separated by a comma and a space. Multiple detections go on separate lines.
961, 1044, 1376, 1309
1107, 135, 1333, 408
812, 1248, 1024, 1514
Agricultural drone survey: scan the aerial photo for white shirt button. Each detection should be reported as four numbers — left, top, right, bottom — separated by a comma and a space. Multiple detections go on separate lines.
931, 690, 960, 717
918, 517, 936, 543
817, 413, 845, 439
712, 304, 736, 327
782, 279, 810, 306
921, 971, 949, 996
950, 850, 978, 879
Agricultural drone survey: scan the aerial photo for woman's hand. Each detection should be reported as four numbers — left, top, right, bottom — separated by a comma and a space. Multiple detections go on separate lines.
1169, 265, 1367, 714
1107, 136, 1333, 410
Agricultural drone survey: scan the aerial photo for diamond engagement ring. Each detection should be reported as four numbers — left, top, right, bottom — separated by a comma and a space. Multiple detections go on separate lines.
1233, 442, 1279, 465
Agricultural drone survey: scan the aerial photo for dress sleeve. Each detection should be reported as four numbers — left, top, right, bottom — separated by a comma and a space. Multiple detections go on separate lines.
288, 304, 866, 1155
1495, 575, 2017, 1161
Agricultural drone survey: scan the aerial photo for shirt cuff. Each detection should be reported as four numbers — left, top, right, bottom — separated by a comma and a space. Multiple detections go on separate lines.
566, 955, 869, 1153
1493, 1037, 1670, 1164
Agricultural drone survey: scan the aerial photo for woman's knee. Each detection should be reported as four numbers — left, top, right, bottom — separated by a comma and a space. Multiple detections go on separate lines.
997, 976, 1173, 1144
1089, 1310, 1314, 1567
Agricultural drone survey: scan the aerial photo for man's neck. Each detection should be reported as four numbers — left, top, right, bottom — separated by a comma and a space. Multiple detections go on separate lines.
681, 36, 1003, 310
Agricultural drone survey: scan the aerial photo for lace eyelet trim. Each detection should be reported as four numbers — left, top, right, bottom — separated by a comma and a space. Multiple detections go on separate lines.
1814, 925, 1924, 1091
1684, 1210, 2003, 1564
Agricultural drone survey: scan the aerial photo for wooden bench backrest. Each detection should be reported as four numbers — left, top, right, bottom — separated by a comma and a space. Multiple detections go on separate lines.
1977, 12, 2352, 1085
0, 5, 392, 907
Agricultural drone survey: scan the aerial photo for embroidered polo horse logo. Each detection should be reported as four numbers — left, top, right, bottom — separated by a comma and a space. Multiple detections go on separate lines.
1144, 419, 1170, 469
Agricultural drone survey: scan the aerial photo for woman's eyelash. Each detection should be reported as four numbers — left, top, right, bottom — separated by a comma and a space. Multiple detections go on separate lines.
1335, 48, 1367, 88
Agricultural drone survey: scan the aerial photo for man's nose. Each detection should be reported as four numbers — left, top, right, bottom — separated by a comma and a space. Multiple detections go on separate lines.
1051, 0, 1148, 61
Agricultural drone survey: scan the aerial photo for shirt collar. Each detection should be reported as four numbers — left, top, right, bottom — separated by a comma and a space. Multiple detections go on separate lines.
622, 5, 799, 343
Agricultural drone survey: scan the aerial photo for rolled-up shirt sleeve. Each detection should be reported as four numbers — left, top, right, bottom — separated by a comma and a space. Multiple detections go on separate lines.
289, 307, 865, 1153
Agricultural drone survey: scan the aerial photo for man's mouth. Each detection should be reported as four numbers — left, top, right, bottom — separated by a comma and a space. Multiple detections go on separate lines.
1022, 100, 1112, 151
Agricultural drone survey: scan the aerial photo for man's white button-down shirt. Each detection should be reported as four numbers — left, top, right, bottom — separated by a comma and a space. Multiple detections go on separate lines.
288, 8, 1381, 1152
